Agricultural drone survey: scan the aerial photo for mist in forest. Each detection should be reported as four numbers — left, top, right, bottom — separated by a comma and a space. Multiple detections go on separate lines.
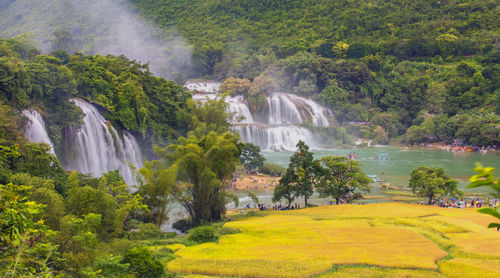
0, 0, 192, 78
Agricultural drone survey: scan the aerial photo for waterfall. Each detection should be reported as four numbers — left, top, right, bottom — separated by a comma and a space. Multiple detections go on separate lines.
267, 93, 303, 124
62, 99, 143, 185
227, 95, 254, 124
188, 82, 333, 151
22, 110, 56, 155
234, 125, 316, 151
184, 81, 220, 93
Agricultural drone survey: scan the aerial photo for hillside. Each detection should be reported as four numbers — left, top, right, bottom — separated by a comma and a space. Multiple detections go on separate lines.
132, 0, 499, 53
131, 0, 499, 146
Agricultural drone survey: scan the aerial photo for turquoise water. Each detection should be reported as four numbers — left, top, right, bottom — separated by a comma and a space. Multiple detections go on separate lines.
263, 146, 500, 194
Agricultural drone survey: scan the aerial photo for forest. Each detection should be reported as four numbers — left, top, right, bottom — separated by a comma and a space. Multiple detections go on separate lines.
130, 0, 500, 146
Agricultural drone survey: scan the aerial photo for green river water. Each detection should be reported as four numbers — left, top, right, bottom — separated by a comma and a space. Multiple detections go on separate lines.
236, 146, 500, 206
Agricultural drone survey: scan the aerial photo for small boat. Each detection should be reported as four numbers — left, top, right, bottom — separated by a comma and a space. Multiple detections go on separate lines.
376, 153, 389, 160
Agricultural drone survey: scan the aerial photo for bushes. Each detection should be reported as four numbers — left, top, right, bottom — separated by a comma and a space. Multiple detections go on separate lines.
259, 162, 286, 176
121, 247, 164, 278
187, 226, 218, 243
172, 219, 193, 233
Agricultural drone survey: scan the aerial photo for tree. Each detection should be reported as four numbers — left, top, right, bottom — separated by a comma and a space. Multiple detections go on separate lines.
332, 42, 349, 58
164, 131, 242, 224
137, 159, 176, 227
240, 143, 265, 171
317, 156, 371, 204
467, 164, 500, 231
219, 77, 251, 96
0, 183, 56, 277
273, 141, 321, 207
409, 167, 461, 205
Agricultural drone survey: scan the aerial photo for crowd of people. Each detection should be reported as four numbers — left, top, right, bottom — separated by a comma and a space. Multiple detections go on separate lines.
420, 197, 499, 209
440, 139, 497, 153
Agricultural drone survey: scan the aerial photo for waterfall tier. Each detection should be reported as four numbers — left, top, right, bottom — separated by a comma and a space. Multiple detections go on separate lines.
234, 125, 316, 151
61, 99, 143, 185
185, 81, 220, 93
189, 83, 332, 151
22, 110, 56, 155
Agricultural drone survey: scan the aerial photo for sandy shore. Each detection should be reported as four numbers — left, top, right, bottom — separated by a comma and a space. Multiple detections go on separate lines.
231, 172, 281, 191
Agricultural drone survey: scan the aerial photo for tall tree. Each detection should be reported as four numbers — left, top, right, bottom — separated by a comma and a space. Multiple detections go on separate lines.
273, 141, 321, 207
409, 166, 461, 205
137, 160, 176, 227
317, 156, 371, 204
163, 131, 241, 224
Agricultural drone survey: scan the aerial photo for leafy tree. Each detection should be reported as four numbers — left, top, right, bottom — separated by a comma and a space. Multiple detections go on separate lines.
409, 167, 461, 205
220, 77, 251, 96
188, 93, 231, 137
273, 141, 321, 207
272, 169, 298, 208
137, 159, 176, 227
332, 42, 349, 58
317, 156, 371, 204
56, 213, 101, 272
163, 131, 241, 224
240, 143, 265, 171
468, 164, 500, 231
0, 183, 57, 277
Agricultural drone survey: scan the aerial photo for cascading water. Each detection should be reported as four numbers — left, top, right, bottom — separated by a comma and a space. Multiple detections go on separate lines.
234, 125, 317, 151
227, 95, 254, 124
267, 93, 303, 125
22, 110, 56, 155
187, 81, 333, 151
61, 99, 143, 185
184, 81, 220, 93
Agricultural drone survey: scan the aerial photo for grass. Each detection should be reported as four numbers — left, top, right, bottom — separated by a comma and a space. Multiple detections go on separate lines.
167, 203, 500, 277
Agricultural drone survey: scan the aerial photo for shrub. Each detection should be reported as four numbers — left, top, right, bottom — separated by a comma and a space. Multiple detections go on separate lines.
259, 162, 286, 176
187, 226, 218, 243
172, 219, 193, 233
121, 247, 164, 278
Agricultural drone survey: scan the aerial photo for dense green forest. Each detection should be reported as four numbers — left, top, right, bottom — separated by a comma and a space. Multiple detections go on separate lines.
131, 0, 499, 145
1, 36, 244, 276
0, 37, 192, 154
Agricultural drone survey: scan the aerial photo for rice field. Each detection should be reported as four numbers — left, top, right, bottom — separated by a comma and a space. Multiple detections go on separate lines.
167, 203, 500, 277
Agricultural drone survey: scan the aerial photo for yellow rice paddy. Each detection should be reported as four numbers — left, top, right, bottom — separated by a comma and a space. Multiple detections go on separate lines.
167, 203, 500, 277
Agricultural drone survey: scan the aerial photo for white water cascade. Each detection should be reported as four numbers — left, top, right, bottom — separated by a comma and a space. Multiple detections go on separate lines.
62, 99, 143, 185
22, 110, 56, 155
185, 80, 220, 93
187, 81, 333, 151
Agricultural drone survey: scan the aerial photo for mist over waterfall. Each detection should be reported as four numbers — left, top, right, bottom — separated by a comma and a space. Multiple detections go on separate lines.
22, 110, 56, 155
187, 82, 333, 151
61, 99, 143, 185
0, 0, 191, 78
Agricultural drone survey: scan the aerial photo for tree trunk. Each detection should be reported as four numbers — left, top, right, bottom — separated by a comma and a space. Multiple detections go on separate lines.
336, 198, 340, 205
304, 195, 308, 207
427, 194, 434, 205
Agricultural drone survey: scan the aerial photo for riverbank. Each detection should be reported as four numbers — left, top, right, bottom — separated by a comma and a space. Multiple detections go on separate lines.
230, 172, 280, 191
